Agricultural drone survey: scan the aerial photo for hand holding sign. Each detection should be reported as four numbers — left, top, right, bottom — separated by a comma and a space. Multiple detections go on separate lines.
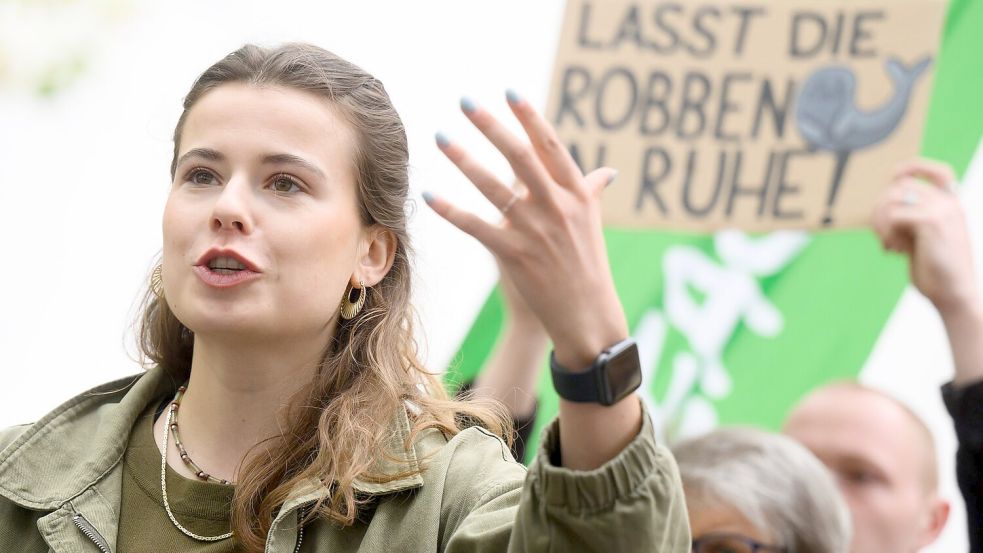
872, 159, 977, 314
872, 158, 983, 388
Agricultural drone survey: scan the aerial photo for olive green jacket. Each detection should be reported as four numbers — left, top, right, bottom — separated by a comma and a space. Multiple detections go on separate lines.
0, 367, 689, 552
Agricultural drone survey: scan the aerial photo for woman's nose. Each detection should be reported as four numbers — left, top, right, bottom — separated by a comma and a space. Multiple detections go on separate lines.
210, 177, 254, 234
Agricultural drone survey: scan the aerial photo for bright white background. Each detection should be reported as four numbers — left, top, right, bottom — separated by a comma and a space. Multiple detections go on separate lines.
0, 1, 975, 550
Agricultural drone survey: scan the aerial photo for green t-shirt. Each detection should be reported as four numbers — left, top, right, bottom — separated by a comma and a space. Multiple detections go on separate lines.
117, 402, 241, 552
116, 401, 332, 552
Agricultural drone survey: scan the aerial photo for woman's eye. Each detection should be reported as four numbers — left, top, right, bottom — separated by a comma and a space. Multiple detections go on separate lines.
188, 169, 217, 186
271, 174, 301, 194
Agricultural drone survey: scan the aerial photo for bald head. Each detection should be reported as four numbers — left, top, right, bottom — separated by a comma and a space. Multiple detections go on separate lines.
786, 382, 937, 492
784, 381, 948, 553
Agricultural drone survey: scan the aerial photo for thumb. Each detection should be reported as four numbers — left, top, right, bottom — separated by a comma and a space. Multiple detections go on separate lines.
585, 167, 618, 196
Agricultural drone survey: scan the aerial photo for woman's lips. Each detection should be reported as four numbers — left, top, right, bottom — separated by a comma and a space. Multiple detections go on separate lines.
196, 248, 262, 272
193, 265, 261, 288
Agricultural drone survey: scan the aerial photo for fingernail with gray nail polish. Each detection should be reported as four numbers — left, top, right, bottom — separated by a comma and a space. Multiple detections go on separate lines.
422, 191, 436, 204
435, 132, 450, 147
460, 97, 477, 113
506, 89, 521, 105
606, 171, 619, 187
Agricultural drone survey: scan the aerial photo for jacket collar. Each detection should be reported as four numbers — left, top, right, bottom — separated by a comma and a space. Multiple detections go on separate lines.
0, 366, 432, 511
0, 369, 166, 510
352, 402, 429, 495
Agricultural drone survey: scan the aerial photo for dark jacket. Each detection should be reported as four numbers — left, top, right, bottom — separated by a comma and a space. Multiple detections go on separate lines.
942, 379, 983, 553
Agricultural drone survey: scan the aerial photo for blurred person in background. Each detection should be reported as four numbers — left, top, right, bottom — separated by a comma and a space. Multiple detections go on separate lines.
673, 427, 852, 553
785, 157, 983, 553
784, 382, 950, 553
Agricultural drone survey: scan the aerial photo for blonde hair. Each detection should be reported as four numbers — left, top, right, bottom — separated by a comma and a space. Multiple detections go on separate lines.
139, 43, 510, 552
673, 427, 852, 553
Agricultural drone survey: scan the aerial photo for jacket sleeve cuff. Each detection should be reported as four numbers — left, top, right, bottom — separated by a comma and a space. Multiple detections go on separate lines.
528, 398, 678, 513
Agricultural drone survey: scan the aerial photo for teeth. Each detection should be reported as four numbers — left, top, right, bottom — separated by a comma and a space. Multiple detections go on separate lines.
208, 256, 247, 271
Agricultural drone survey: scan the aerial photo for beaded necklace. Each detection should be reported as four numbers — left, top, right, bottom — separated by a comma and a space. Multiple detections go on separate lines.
168, 385, 234, 485
160, 385, 233, 541
159, 385, 308, 549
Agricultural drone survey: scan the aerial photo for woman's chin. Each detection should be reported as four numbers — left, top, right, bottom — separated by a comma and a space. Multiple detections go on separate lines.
177, 310, 271, 342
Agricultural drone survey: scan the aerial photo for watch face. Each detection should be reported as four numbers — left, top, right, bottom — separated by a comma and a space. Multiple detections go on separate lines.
604, 342, 643, 404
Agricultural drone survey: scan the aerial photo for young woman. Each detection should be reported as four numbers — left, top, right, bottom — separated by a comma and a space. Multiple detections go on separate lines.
0, 43, 687, 552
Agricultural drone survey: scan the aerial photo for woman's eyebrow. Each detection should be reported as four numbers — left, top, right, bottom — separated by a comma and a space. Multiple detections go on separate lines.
175, 148, 224, 168
262, 153, 326, 180
175, 149, 326, 180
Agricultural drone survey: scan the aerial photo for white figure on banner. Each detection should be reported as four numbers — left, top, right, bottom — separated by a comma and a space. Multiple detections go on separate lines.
635, 230, 810, 442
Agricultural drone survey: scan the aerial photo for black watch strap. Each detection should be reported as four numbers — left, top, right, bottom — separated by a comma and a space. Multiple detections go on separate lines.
550, 338, 642, 406
549, 353, 604, 402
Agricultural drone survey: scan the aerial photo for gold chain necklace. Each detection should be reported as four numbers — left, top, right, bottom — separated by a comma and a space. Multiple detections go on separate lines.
160, 386, 233, 542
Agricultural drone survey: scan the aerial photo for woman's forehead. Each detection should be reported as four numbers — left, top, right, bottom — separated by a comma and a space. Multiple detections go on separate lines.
178, 83, 356, 165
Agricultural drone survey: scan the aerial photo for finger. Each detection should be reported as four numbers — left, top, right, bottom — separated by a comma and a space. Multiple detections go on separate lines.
880, 232, 900, 253
505, 89, 584, 192
874, 216, 913, 255
584, 168, 619, 196
884, 234, 914, 255
880, 235, 897, 252
871, 199, 895, 243
877, 204, 929, 246
874, 210, 914, 253
421, 191, 507, 252
436, 132, 519, 213
459, 97, 554, 199
892, 231, 915, 255
893, 158, 957, 191
886, 177, 945, 207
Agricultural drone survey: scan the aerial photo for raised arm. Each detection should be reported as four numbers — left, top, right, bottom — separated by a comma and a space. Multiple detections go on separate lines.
471, 259, 548, 424
464, 258, 548, 462
424, 91, 640, 471
871, 158, 983, 386
871, 158, 983, 552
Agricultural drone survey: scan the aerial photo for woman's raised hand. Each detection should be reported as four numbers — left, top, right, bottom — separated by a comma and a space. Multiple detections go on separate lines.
425, 91, 628, 372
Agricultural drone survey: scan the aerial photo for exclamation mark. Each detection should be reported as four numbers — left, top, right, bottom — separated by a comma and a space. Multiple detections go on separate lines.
822, 150, 852, 226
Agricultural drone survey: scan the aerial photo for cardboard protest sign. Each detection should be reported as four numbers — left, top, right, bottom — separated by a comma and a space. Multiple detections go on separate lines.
547, 0, 946, 231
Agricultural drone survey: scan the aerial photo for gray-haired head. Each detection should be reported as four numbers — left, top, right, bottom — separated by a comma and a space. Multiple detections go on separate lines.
673, 427, 851, 553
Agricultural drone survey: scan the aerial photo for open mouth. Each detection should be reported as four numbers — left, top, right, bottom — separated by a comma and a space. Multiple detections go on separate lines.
207, 256, 248, 275
194, 249, 261, 288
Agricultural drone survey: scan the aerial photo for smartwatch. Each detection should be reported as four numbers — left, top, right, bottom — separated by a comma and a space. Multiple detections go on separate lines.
549, 338, 642, 406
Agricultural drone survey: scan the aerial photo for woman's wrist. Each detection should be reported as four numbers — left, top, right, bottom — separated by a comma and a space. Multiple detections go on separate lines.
551, 317, 629, 372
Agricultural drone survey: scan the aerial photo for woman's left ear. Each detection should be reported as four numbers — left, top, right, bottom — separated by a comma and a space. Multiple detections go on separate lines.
357, 226, 397, 287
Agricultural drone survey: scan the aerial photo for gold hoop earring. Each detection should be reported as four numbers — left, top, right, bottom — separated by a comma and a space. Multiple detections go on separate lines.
340, 279, 366, 320
151, 265, 164, 299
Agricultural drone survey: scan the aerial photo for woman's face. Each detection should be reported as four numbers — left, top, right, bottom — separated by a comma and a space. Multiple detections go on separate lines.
688, 499, 783, 553
163, 83, 373, 345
